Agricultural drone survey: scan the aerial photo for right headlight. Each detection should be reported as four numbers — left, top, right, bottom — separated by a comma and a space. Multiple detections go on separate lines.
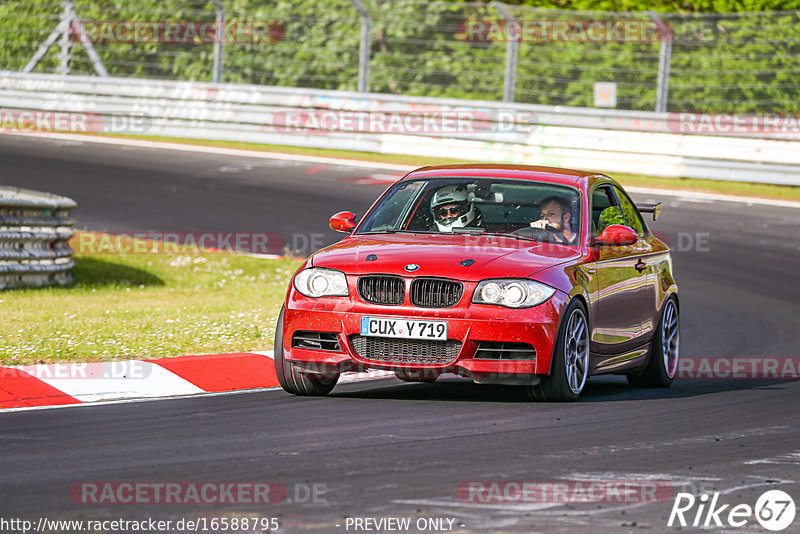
472, 279, 555, 308
293, 267, 349, 298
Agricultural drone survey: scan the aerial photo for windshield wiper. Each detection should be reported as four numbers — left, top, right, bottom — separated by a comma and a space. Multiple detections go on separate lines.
358, 229, 440, 235
360, 229, 539, 242
451, 229, 538, 242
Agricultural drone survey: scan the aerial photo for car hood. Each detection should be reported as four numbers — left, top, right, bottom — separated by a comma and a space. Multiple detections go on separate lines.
311, 233, 581, 281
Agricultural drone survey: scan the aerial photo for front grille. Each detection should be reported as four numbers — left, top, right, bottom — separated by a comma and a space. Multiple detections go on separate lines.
292, 331, 341, 351
474, 341, 536, 360
358, 275, 405, 305
349, 335, 461, 365
410, 278, 463, 308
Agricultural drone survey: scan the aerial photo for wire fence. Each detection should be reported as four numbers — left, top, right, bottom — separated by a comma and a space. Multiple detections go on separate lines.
0, 0, 798, 113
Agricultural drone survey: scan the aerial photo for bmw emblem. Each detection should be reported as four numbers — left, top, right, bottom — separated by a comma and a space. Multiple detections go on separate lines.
404, 264, 420, 272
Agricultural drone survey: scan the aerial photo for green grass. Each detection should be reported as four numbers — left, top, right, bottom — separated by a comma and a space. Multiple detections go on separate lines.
0, 234, 301, 365
93, 132, 800, 202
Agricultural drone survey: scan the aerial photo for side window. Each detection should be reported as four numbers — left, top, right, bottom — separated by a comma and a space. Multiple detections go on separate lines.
591, 185, 623, 236
612, 186, 646, 237
363, 181, 424, 231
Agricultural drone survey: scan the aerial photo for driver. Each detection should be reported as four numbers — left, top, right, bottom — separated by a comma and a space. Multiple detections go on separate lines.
530, 195, 576, 244
430, 184, 482, 232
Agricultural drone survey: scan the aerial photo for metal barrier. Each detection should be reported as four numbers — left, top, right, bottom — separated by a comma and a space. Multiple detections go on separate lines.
0, 186, 75, 290
1, 72, 799, 185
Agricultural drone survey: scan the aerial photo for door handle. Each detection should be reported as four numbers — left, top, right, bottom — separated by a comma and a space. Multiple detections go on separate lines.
634, 259, 647, 272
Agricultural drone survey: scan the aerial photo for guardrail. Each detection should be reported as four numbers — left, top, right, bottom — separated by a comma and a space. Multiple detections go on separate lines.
0, 186, 75, 290
1, 72, 799, 186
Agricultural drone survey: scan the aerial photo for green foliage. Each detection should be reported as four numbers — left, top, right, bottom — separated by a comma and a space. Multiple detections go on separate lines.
0, 0, 797, 112
489, 0, 800, 12
598, 205, 626, 232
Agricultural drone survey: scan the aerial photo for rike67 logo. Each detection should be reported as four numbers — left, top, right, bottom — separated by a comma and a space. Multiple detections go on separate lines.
668, 489, 796, 531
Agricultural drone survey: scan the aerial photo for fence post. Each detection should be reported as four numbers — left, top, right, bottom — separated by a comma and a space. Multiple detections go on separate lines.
57, 0, 74, 75
491, 2, 518, 103
647, 11, 672, 113
350, 0, 372, 92
24, 0, 108, 76
210, 0, 226, 83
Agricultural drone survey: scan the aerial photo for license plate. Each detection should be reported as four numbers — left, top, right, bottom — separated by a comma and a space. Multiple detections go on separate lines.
360, 317, 448, 340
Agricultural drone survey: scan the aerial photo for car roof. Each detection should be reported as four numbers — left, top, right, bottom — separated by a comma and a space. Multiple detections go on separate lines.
402, 164, 603, 189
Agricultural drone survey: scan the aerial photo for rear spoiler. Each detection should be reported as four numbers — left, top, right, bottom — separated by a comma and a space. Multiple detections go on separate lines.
637, 202, 662, 221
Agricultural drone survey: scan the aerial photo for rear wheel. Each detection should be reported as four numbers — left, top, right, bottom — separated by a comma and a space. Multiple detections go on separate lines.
627, 296, 679, 388
528, 299, 589, 402
274, 307, 339, 396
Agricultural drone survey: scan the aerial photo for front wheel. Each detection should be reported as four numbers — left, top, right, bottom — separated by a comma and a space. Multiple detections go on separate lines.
528, 299, 590, 402
274, 307, 339, 396
627, 296, 679, 388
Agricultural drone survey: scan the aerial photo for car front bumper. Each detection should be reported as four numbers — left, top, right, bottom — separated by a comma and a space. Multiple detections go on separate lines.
282, 289, 568, 382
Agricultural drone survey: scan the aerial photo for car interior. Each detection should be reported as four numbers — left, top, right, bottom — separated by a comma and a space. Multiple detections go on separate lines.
403, 181, 581, 241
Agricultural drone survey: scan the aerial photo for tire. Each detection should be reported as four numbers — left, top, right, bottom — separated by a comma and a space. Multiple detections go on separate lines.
627, 296, 679, 388
528, 299, 590, 402
274, 306, 339, 396
395, 369, 438, 383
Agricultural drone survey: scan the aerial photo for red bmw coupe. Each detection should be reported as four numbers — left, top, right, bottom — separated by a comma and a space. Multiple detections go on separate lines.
274, 164, 679, 401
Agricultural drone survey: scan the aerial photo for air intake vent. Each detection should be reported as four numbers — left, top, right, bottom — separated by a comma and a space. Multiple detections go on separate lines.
357, 275, 405, 305
349, 335, 461, 365
474, 341, 536, 360
292, 331, 341, 351
410, 278, 463, 308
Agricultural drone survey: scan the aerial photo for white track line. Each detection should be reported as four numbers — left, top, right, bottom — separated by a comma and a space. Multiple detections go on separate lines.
0, 386, 283, 414
5, 132, 412, 171
7, 132, 799, 209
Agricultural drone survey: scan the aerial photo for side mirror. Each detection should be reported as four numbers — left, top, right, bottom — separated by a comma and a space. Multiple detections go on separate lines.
329, 211, 356, 233
595, 224, 638, 246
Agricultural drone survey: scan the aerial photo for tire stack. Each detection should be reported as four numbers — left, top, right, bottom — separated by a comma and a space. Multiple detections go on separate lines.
0, 186, 76, 290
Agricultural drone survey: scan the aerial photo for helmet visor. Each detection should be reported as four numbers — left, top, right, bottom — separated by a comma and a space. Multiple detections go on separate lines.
436, 202, 467, 221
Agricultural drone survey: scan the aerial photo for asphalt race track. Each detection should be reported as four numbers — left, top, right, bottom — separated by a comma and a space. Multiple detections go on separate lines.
1, 134, 799, 533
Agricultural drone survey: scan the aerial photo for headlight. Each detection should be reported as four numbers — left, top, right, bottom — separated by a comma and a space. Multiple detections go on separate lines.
294, 268, 349, 298
472, 279, 555, 308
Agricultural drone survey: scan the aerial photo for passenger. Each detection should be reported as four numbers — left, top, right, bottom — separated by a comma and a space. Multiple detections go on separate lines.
430, 185, 483, 232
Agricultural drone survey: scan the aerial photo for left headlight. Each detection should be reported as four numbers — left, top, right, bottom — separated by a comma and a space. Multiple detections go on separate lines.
293, 267, 349, 298
472, 279, 555, 308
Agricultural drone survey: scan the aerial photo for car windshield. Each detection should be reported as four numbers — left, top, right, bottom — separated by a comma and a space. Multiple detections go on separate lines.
355, 177, 582, 246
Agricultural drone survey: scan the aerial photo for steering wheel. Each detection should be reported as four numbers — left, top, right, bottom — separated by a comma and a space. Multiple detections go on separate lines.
511, 225, 562, 243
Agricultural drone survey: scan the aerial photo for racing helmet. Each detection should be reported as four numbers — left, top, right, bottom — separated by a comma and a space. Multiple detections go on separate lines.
430, 184, 477, 232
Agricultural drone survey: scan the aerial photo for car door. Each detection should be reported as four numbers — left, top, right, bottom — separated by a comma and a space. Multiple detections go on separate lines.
588, 184, 652, 356
611, 184, 659, 339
